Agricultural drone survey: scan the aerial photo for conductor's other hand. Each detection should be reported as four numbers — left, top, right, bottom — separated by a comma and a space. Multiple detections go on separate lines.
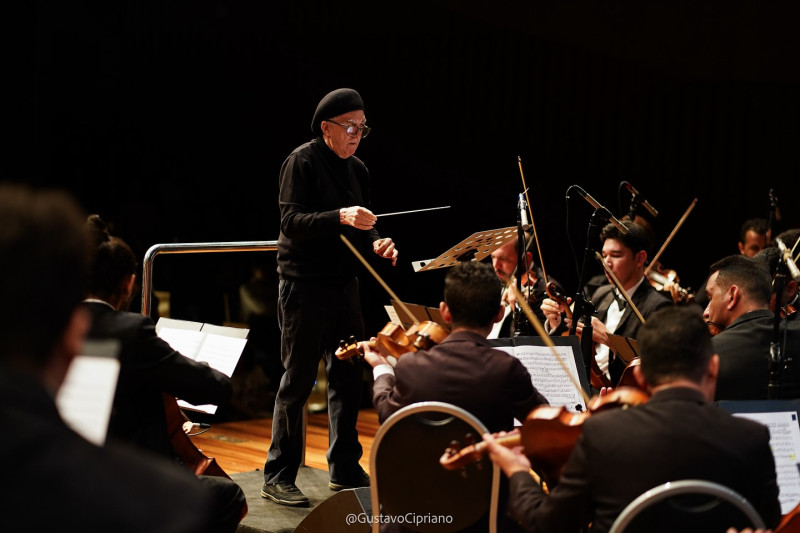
373, 238, 398, 266
340, 206, 376, 230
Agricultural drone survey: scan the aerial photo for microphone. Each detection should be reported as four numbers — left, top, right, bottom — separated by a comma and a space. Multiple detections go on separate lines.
518, 193, 529, 227
776, 238, 800, 282
624, 182, 659, 217
572, 185, 628, 234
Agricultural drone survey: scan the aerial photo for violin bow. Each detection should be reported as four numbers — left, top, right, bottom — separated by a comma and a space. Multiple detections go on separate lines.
518, 156, 550, 287
594, 251, 646, 325
644, 198, 698, 276
510, 282, 591, 406
340, 235, 419, 326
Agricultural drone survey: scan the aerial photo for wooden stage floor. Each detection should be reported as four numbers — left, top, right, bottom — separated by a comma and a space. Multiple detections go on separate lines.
190, 407, 380, 475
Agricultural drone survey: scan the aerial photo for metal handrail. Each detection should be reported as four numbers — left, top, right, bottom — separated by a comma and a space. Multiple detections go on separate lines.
140, 240, 278, 317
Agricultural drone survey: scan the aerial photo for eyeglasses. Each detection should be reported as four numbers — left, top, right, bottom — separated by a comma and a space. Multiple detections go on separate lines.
325, 120, 371, 138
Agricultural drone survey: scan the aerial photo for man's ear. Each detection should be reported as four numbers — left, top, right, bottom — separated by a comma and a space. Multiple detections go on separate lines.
440, 301, 452, 324
635, 250, 648, 268
728, 285, 741, 310
633, 363, 647, 391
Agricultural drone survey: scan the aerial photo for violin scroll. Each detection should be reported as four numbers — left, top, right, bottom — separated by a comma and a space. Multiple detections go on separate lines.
646, 261, 694, 304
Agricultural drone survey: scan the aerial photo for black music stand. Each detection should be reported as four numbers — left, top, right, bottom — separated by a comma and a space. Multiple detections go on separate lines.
411, 227, 519, 272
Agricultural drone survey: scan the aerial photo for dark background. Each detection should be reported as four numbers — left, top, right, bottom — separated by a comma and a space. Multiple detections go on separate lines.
22, 0, 800, 338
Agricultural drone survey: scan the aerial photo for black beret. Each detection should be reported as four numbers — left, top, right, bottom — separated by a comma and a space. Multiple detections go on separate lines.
311, 88, 365, 135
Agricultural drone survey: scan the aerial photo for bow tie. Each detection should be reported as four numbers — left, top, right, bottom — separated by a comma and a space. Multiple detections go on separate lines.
613, 291, 628, 310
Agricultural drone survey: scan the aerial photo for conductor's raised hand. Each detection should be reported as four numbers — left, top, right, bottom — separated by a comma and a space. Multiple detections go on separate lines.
340, 206, 377, 230
373, 238, 398, 266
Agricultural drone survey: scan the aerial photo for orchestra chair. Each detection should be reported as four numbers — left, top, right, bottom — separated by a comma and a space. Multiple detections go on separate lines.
608, 479, 765, 533
369, 401, 500, 533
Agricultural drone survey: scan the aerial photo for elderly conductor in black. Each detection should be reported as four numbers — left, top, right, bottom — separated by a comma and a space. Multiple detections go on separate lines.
262, 88, 399, 506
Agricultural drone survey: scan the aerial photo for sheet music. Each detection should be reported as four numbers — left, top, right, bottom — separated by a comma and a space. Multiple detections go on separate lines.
56, 340, 121, 446
156, 318, 248, 415
384, 305, 402, 326
496, 344, 587, 413
734, 411, 800, 515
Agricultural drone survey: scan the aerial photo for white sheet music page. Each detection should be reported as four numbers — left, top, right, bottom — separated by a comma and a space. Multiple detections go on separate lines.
497, 344, 587, 416
56, 340, 121, 446
734, 411, 800, 515
156, 319, 248, 415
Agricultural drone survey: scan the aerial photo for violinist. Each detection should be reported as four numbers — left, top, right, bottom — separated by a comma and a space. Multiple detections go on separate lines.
541, 220, 670, 386
703, 254, 800, 401
755, 241, 799, 321
483, 306, 781, 533
365, 261, 549, 533
82, 216, 246, 531
489, 237, 566, 339
364, 261, 548, 432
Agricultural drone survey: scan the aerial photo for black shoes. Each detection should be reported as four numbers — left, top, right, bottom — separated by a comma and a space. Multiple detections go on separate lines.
261, 482, 310, 506
329, 467, 371, 491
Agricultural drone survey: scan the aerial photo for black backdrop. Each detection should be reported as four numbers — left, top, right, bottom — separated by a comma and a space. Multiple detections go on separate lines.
22, 0, 800, 336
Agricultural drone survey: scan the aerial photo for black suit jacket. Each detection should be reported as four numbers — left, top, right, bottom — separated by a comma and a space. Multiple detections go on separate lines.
82, 302, 232, 459
505, 387, 781, 533
590, 280, 671, 383
0, 369, 216, 532
713, 308, 800, 400
372, 330, 549, 433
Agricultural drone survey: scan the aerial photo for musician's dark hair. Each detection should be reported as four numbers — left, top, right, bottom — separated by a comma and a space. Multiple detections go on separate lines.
443, 261, 503, 329
638, 306, 713, 386
709, 254, 771, 306
600, 219, 651, 256
0, 183, 89, 366
754, 246, 782, 278
85, 215, 138, 304
739, 218, 769, 242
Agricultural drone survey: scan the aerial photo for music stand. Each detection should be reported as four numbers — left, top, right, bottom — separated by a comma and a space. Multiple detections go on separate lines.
411, 227, 519, 272
389, 299, 450, 330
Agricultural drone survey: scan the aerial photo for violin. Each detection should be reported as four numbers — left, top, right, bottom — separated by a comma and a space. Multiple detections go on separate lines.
336, 320, 449, 361
440, 387, 649, 488
646, 260, 694, 304
782, 304, 797, 319
545, 282, 613, 390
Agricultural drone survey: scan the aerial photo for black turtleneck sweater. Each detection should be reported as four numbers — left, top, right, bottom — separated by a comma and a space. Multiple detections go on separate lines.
276, 137, 380, 284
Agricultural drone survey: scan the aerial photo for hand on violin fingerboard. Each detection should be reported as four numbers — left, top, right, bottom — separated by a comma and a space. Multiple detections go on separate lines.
373, 237, 398, 266
362, 338, 393, 368
482, 431, 531, 478
540, 297, 567, 331
339, 206, 376, 230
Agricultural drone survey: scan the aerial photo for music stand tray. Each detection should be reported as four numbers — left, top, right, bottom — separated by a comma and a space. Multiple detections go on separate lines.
411, 227, 519, 272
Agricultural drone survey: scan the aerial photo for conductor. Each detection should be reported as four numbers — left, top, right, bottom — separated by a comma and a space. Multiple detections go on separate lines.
261, 88, 398, 506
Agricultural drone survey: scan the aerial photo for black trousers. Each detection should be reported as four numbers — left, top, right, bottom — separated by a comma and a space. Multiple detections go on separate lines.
264, 277, 366, 484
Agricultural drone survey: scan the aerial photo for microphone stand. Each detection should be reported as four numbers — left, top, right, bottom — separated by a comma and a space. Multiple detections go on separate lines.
768, 261, 787, 399
570, 208, 606, 383
513, 195, 535, 337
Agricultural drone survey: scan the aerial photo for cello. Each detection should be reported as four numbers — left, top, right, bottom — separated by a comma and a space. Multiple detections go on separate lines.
162, 394, 249, 519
